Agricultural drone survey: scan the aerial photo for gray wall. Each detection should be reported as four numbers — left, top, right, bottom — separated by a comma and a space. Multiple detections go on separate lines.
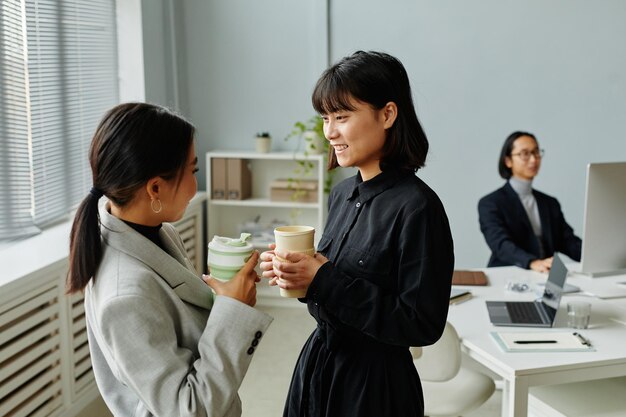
180, 0, 328, 152
142, 0, 626, 268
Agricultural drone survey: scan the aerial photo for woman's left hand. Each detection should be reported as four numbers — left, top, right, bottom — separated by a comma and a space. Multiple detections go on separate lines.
273, 250, 328, 291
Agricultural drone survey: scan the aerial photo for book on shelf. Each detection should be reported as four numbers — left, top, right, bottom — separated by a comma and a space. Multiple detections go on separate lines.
211, 158, 227, 199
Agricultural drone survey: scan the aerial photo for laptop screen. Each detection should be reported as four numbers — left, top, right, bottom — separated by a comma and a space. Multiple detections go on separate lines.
541, 253, 568, 318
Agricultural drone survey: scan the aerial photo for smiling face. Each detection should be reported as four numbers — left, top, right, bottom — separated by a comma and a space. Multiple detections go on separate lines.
505, 135, 542, 181
322, 97, 396, 181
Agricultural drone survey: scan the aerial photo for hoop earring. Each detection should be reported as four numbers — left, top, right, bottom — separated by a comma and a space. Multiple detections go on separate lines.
151, 199, 163, 214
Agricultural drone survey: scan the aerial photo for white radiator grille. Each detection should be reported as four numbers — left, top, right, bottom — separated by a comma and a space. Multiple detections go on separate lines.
68, 292, 93, 398
0, 282, 63, 417
0, 193, 205, 416
176, 215, 198, 266
172, 199, 205, 274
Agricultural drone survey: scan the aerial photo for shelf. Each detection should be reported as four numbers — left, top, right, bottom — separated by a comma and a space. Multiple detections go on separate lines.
206, 150, 327, 290
209, 197, 319, 209
207, 150, 324, 161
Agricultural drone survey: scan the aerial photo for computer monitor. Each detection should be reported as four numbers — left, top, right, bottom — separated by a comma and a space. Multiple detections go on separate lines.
580, 161, 626, 277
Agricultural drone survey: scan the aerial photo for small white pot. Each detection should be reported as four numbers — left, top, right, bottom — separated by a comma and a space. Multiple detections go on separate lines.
256, 136, 271, 153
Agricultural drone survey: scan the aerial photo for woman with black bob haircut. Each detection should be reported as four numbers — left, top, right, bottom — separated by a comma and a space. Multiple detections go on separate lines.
67, 102, 272, 417
260, 51, 454, 417
315, 50, 429, 173
478, 130, 581, 272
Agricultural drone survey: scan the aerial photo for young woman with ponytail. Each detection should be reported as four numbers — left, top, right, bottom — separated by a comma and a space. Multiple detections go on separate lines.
67, 102, 272, 417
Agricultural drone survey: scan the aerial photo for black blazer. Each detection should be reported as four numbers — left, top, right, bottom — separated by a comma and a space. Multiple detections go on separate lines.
478, 182, 581, 268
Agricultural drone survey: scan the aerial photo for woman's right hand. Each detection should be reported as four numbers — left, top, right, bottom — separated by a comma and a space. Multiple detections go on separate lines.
259, 243, 279, 286
203, 251, 260, 307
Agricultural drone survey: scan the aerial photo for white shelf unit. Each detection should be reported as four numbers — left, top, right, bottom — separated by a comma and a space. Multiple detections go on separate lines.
206, 151, 327, 306
205, 151, 326, 244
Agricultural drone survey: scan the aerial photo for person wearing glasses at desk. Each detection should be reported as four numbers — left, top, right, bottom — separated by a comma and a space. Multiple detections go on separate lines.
478, 131, 582, 273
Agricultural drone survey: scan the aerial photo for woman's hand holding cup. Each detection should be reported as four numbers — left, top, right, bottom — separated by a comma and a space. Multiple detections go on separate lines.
259, 243, 279, 286
272, 249, 328, 293
203, 251, 260, 307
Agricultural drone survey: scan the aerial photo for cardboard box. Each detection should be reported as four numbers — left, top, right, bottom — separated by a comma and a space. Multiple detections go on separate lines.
270, 179, 318, 203
226, 159, 251, 200
211, 158, 227, 199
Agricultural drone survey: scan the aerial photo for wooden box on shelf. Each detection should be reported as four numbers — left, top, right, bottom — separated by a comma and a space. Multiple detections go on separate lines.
270, 179, 318, 203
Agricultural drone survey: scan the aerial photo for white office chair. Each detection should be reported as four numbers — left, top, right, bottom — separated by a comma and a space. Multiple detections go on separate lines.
411, 322, 495, 417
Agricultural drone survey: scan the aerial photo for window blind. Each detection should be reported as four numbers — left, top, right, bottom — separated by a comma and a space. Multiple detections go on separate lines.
0, 0, 40, 240
26, 0, 118, 227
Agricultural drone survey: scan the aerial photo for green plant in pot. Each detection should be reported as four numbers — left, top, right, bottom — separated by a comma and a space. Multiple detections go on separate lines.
255, 131, 272, 153
285, 115, 335, 194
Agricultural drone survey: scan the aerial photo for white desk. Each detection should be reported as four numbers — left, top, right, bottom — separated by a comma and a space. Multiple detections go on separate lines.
447, 266, 626, 417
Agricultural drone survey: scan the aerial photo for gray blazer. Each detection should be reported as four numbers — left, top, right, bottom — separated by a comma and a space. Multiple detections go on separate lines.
85, 203, 273, 417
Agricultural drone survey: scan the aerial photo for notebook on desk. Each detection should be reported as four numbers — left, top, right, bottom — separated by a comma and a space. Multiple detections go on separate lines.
486, 253, 569, 327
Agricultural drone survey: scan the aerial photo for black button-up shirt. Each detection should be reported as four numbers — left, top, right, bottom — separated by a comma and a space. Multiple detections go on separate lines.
306, 168, 455, 347
285, 169, 455, 417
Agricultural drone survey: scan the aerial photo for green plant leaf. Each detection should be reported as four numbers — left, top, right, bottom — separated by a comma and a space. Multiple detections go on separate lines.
284, 114, 335, 195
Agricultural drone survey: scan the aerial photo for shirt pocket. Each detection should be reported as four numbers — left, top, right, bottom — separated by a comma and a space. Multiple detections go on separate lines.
339, 245, 391, 288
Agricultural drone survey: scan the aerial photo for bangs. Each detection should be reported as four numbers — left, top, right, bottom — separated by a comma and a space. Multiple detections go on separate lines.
312, 69, 357, 115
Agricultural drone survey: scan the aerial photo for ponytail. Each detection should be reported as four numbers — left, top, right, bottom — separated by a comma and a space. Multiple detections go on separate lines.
66, 190, 103, 293
66, 102, 195, 293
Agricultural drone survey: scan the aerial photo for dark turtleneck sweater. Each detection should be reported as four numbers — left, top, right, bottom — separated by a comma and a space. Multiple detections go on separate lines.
122, 220, 164, 251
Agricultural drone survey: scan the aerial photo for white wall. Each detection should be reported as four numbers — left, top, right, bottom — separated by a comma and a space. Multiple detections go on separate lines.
181, 0, 328, 172
142, 0, 626, 268
142, 0, 188, 111
117, 0, 145, 102
328, 0, 626, 267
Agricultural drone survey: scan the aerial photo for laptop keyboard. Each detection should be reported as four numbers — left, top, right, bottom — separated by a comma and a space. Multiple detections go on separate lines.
507, 302, 544, 324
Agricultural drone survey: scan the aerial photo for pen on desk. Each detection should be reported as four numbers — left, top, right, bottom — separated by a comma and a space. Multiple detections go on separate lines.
513, 340, 557, 344
573, 332, 592, 346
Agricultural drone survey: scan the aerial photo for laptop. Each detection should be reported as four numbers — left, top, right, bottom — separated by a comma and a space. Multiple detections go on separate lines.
486, 253, 569, 327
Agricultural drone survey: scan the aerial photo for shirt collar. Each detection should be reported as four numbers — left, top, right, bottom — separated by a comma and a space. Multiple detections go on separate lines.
347, 169, 410, 203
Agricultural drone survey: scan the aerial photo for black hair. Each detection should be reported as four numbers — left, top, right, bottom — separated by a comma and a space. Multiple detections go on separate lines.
498, 131, 537, 179
312, 51, 428, 173
67, 102, 195, 293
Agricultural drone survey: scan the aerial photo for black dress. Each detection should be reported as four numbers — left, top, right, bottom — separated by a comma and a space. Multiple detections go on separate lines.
284, 169, 455, 417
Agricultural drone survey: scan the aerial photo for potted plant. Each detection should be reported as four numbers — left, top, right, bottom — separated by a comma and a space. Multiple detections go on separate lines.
287, 115, 325, 154
255, 131, 271, 153
285, 115, 335, 194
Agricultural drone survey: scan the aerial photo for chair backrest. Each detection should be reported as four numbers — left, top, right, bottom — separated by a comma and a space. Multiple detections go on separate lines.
410, 322, 462, 382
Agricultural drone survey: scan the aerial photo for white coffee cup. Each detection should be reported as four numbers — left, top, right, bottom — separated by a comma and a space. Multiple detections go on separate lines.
208, 233, 254, 281
274, 225, 315, 298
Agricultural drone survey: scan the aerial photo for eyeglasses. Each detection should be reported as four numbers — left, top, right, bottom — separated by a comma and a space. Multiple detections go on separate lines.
510, 148, 545, 161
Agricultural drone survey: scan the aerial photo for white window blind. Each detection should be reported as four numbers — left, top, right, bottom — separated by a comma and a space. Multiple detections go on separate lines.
0, 0, 40, 240
0, 0, 118, 241
26, 0, 119, 227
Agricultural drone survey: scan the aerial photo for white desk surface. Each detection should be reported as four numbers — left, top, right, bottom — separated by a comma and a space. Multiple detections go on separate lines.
447, 265, 626, 417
